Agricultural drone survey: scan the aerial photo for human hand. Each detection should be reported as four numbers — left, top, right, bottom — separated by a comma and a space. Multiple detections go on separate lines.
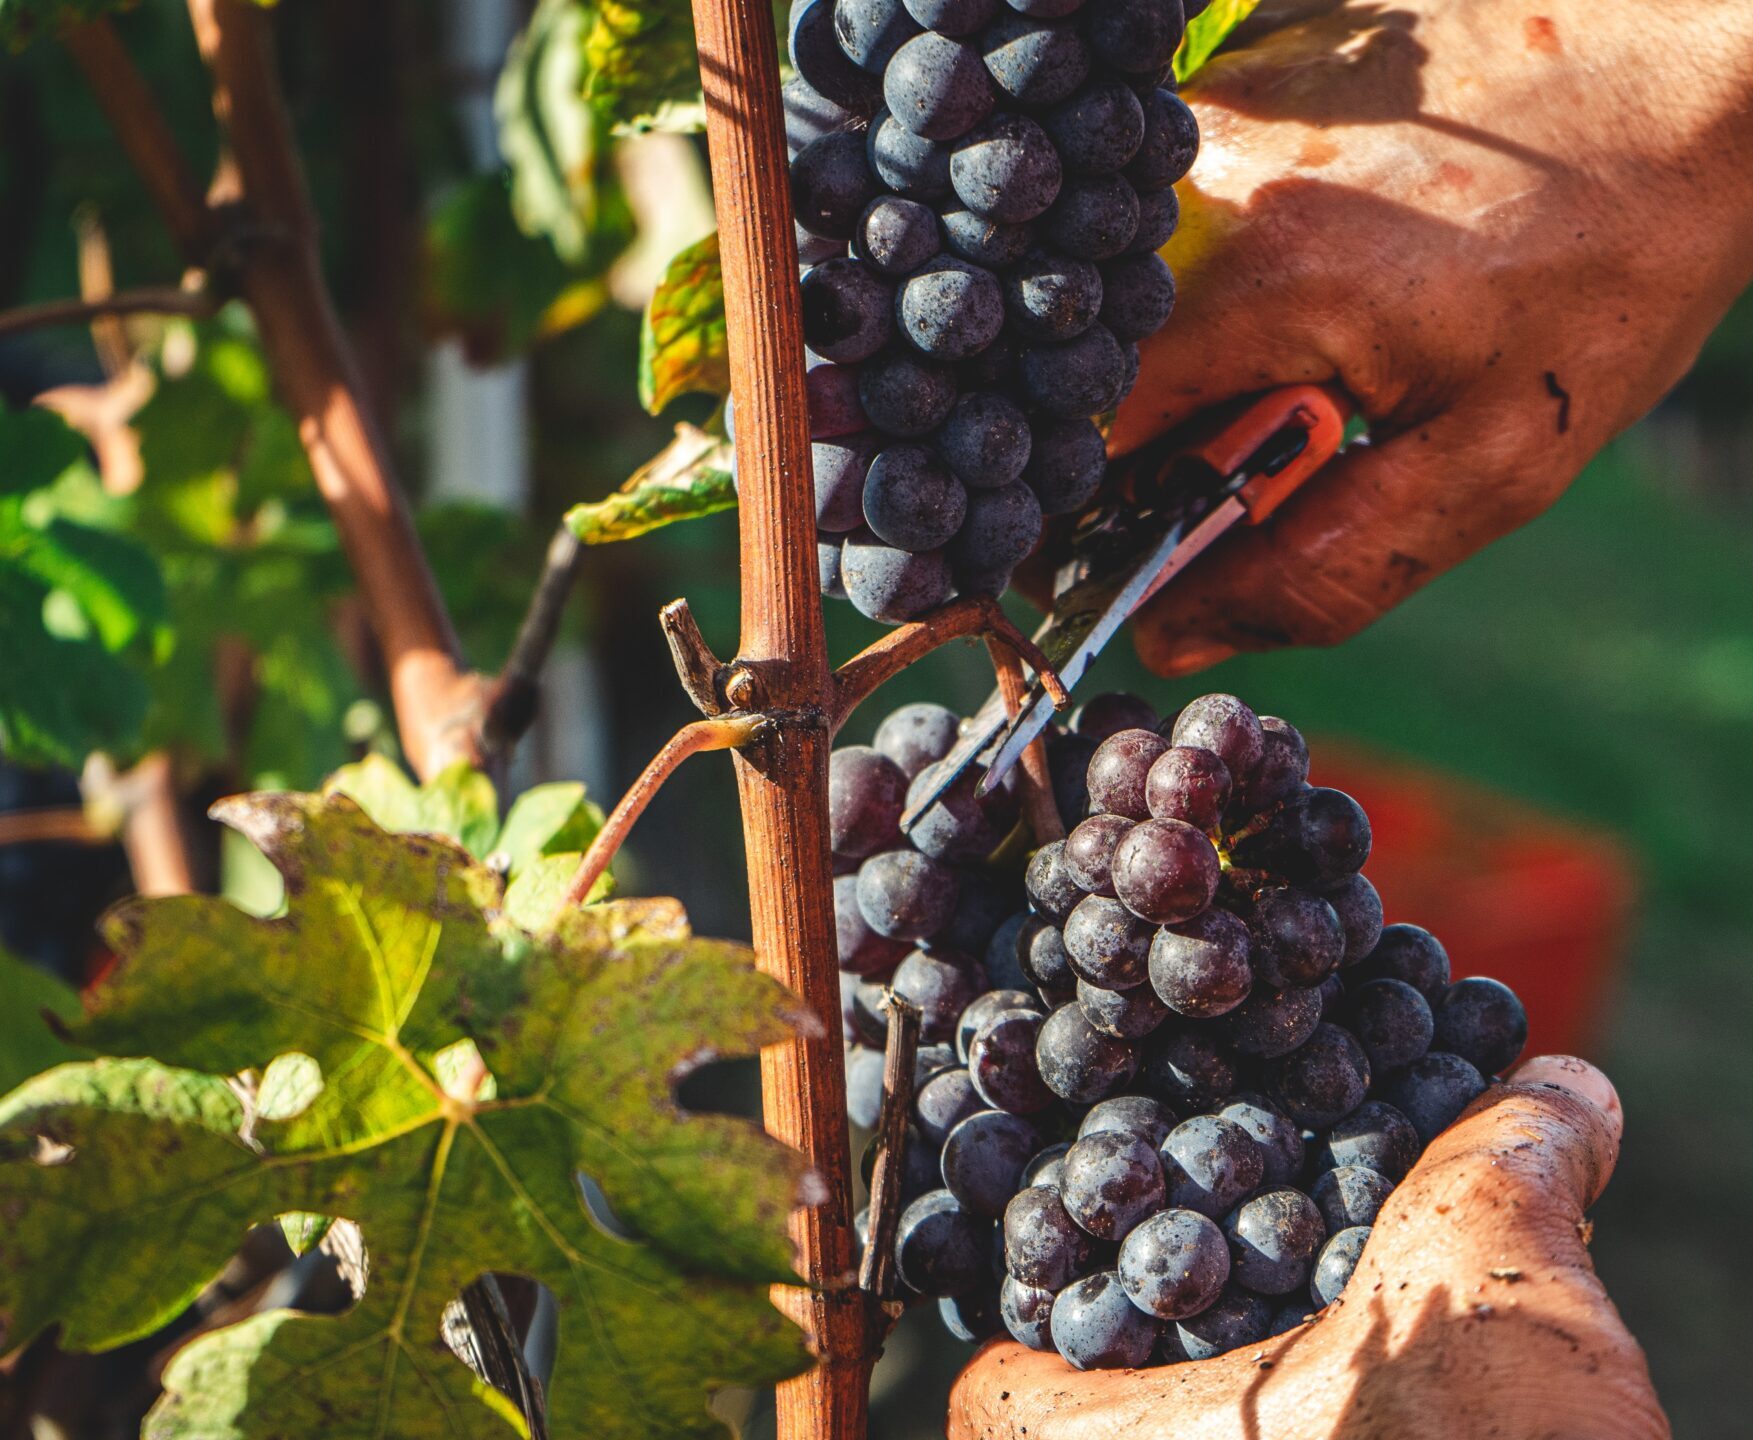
1115, 0, 1753, 676
948, 1056, 1667, 1440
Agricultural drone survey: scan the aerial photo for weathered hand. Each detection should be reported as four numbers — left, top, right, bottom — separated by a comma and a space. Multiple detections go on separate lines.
1116, 0, 1753, 676
949, 1057, 1668, 1440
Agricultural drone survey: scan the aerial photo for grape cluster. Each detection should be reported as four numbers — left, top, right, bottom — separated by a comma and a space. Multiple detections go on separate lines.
836, 691, 1532, 1365
781, 0, 1201, 622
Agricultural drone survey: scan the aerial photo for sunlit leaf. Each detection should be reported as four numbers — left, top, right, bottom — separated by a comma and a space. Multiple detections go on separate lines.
1175, 0, 1261, 81
584, 0, 700, 129
638, 232, 729, 414
564, 424, 735, 546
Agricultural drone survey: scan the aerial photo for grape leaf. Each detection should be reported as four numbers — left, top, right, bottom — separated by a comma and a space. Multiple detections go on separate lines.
1175, 0, 1262, 81
639, 232, 729, 415
0, 945, 80, 1095
584, 0, 700, 129
0, 793, 812, 1440
565, 424, 735, 546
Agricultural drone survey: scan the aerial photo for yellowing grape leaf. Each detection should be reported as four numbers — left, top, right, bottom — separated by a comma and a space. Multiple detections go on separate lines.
1175, 0, 1261, 81
584, 0, 701, 129
0, 945, 80, 1094
638, 233, 729, 415
565, 424, 735, 547
0, 793, 812, 1440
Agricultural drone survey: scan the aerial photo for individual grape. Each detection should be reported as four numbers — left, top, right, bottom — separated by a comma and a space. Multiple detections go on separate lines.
937, 390, 1032, 488
980, 13, 1090, 107
1126, 86, 1199, 188
1048, 730, 1097, 822
1126, 182, 1180, 254
1062, 894, 1155, 991
1356, 923, 1451, 997
1007, 0, 1084, 15
940, 1286, 1005, 1341
1217, 1093, 1305, 1187
846, 973, 891, 1046
1078, 976, 1169, 1039
1118, 1208, 1229, 1320
1087, 727, 1170, 819
1344, 977, 1435, 1072
893, 947, 988, 1042
1078, 1093, 1177, 1147
1148, 908, 1252, 1018
985, 911, 1033, 990
1322, 872, 1384, 966
1064, 813, 1132, 896
1097, 250, 1174, 340
836, 871, 910, 975
867, 108, 954, 197
1267, 1022, 1371, 1128
939, 209, 1036, 269
830, 745, 908, 857
1248, 888, 1345, 989
906, 0, 1000, 32
1022, 1140, 1072, 1189
1311, 1225, 1370, 1307
1025, 838, 1084, 923
1314, 1099, 1420, 1182
1244, 715, 1311, 812
1001, 1274, 1058, 1348
957, 987, 1044, 1060
857, 848, 963, 939
1225, 1187, 1326, 1295
841, 528, 954, 620
1052, 1271, 1160, 1369
791, 0, 885, 112
1036, 1001, 1139, 1102
792, 132, 883, 240
918, 1066, 987, 1145
1145, 746, 1231, 831
957, 332, 1022, 390
1169, 695, 1263, 787
928, 866, 1018, 956
1018, 916, 1076, 994
950, 113, 1064, 223
784, 75, 865, 156
1042, 174, 1139, 260
863, 444, 968, 551
1139, 1024, 1236, 1109
813, 433, 879, 532
1060, 1129, 1165, 1240
801, 258, 895, 362
943, 1108, 1042, 1215
1269, 1299, 1316, 1336
1234, 788, 1373, 887
1316, 971, 1346, 1019
1226, 984, 1323, 1059
853, 197, 942, 278
1004, 1184, 1097, 1288
896, 1188, 991, 1294
846, 1043, 887, 1127
896, 255, 1005, 359
1073, 692, 1159, 740
884, 32, 995, 140
876, 702, 961, 778
819, 533, 848, 597
1022, 416, 1107, 514
1175, 1284, 1272, 1359
1112, 818, 1220, 924
859, 351, 958, 438
1311, 1164, 1395, 1232
834, 0, 921, 72
950, 483, 1044, 588
970, 1008, 1055, 1113
918, 1041, 961, 1085
1159, 1113, 1263, 1219
1085, 0, 1183, 74
1432, 976, 1528, 1076
1381, 1051, 1488, 1144
1002, 249, 1103, 342
807, 361, 868, 439
1042, 78, 1144, 175
1020, 322, 1129, 417
797, 225, 849, 266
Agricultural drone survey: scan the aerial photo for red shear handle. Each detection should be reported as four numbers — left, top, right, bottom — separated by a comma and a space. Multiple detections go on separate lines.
1227, 384, 1353, 523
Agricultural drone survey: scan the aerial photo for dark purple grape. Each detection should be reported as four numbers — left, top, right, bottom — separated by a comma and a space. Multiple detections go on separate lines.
1060, 1129, 1165, 1241
1007, 0, 1084, 15
785, 75, 866, 157
1042, 173, 1139, 260
1086, 727, 1170, 819
1139, 1024, 1236, 1109
1112, 818, 1220, 924
1003, 248, 1103, 341
1380, 1051, 1487, 1143
1078, 1093, 1176, 1147
939, 1286, 1005, 1341
808, 361, 869, 439
970, 1008, 1054, 1113
801, 257, 895, 362
790, 0, 885, 112
846, 973, 891, 1046
907, 761, 1005, 864
863, 443, 968, 551
950, 482, 1044, 586
1234, 788, 1373, 887
1316, 971, 1346, 1020
1004, 1184, 1097, 1287
814, 432, 880, 532
942, 1108, 1042, 1215
896, 256, 1005, 359
834, 0, 921, 72
1097, 250, 1174, 340
1063, 813, 1132, 896
1145, 746, 1231, 831
1226, 984, 1323, 1059
1314, 1100, 1420, 1182
1127, 86, 1199, 187
858, 849, 963, 940
1149, 907, 1252, 1018
853, 197, 943, 278
1001, 1274, 1057, 1348
1018, 916, 1075, 994
1159, 1113, 1263, 1219
867, 107, 953, 197
1322, 872, 1384, 966
950, 113, 1064, 223
896, 1188, 991, 1294
1019, 323, 1129, 417
1432, 977, 1528, 1076
1036, 1001, 1138, 1102
798, 225, 848, 265
1357, 923, 1450, 996
1077, 976, 1169, 1039
1025, 838, 1083, 922
906, 0, 1000, 32
1073, 692, 1159, 741
1310, 1225, 1370, 1307
1248, 888, 1345, 989
1216, 1093, 1305, 1187
1225, 1187, 1325, 1295
1245, 716, 1310, 811
1085, 0, 1183, 74
1022, 416, 1107, 515
1126, 183, 1180, 254
940, 208, 1036, 267
1311, 1165, 1394, 1232
1267, 1022, 1371, 1128
957, 987, 1043, 1059
884, 32, 995, 140
980, 12, 1090, 106
841, 528, 954, 620
829, 745, 908, 858
1052, 1270, 1160, 1368
1022, 1140, 1071, 1190
1048, 730, 1097, 823
892, 946, 988, 1042
917, 1066, 986, 1146
937, 390, 1032, 488
1119, 1208, 1230, 1320
1170, 694, 1264, 788
792, 131, 882, 240
1042, 77, 1144, 175
1269, 1300, 1316, 1336
836, 871, 910, 975
1063, 894, 1154, 990
846, 1042, 886, 1127
1175, 1284, 1272, 1359
1344, 977, 1434, 1072
875, 701, 961, 777
985, 911, 1033, 991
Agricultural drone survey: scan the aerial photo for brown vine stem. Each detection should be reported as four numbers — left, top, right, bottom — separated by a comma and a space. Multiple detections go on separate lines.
829, 594, 1071, 736
118, 753, 196, 898
556, 716, 767, 911
0, 808, 106, 848
480, 525, 585, 759
986, 639, 1067, 844
688, 0, 871, 1430
0, 285, 219, 341
858, 995, 921, 1302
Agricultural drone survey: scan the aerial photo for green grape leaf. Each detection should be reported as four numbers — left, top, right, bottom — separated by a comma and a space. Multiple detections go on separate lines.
638, 232, 728, 414
1175, 0, 1261, 80
324, 755, 503, 862
564, 424, 735, 546
495, 783, 605, 873
0, 794, 811, 1440
584, 0, 699, 129
0, 946, 81, 1095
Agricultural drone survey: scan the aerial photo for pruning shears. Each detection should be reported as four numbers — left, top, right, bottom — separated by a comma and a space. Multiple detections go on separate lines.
901, 383, 1353, 827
